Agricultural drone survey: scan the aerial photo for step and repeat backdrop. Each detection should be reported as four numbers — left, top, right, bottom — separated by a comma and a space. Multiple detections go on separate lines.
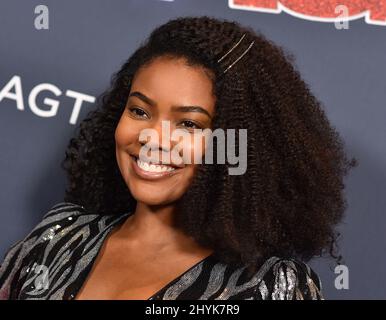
0, 0, 385, 299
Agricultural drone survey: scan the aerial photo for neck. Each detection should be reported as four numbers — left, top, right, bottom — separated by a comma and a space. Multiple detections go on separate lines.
117, 201, 198, 253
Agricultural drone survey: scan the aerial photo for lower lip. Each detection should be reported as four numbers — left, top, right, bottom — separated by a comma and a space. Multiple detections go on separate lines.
130, 155, 182, 180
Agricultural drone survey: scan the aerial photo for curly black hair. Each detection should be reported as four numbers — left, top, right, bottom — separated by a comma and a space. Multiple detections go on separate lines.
61, 16, 358, 276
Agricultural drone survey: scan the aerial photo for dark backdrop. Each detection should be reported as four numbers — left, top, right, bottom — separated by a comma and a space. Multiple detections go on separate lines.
1, 0, 385, 299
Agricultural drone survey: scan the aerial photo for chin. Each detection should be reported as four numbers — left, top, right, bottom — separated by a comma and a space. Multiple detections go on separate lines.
129, 185, 181, 206
132, 195, 176, 206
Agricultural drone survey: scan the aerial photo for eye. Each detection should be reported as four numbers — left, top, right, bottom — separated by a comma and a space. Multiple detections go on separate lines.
180, 120, 202, 130
128, 106, 149, 119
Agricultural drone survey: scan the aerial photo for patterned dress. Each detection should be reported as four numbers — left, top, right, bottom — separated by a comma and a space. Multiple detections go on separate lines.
0, 202, 323, 300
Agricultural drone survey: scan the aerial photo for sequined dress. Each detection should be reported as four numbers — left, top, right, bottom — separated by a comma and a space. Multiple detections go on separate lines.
0, 202, 323, 300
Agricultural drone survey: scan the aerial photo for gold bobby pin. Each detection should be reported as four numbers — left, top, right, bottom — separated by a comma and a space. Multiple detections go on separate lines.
223, 40, 254, 74
217, 33, 247, 63
217, 33, 255, 74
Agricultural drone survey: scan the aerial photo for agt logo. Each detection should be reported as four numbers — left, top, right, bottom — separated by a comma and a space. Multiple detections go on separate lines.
229, 0, 386, 26
0, 75, 95, 125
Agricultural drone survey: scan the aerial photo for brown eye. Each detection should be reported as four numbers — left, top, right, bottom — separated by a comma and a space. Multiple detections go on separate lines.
180, 120, 202, 130
128, 107, 149, 119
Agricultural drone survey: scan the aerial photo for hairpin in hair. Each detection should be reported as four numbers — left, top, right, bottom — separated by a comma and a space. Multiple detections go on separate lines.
217, 33, 255, 74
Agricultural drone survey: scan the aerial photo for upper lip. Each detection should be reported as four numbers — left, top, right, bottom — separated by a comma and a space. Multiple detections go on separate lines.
130, 154, 185, 169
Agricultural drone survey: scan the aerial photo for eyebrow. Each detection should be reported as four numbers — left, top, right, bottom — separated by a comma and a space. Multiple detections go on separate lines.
128, 91, 212, 119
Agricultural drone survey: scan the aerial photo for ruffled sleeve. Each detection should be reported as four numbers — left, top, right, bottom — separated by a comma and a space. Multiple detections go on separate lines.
255, 257, 324, 300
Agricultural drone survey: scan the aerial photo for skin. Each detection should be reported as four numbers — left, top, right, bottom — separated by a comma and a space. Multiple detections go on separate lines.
75, 56, 217, 299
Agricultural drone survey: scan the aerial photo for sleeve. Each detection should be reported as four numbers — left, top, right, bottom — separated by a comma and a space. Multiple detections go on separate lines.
256, 257, 324, 300
0, 202, 81, 300
0, 239, 25, 300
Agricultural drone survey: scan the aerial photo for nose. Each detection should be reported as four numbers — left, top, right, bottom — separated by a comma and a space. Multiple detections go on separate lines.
137, 120, 186, 167
138, 119, 173, 152
139, 140, 169, 153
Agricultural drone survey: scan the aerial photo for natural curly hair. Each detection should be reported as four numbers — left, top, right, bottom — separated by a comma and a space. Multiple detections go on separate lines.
61, 15, 358, 276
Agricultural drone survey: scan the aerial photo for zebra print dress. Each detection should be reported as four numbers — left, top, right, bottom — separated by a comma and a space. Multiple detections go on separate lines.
0, 202, 323, 300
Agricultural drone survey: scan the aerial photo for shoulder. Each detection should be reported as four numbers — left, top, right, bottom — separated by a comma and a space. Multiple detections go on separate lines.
1, 201, 109, 265
12, 202, 93, 246
254, 256, 324, 300
0, 202, 95, 299
196, 255, 323, 300
40, 201, 87, 221
1, 201, 86, 259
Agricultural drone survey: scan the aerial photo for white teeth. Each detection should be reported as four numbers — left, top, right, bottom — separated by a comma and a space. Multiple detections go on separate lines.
136, 158, 176, 173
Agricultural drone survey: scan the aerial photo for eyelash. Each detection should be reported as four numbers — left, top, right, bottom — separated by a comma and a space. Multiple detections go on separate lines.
128, 107, 149, 119
127, 107, 203, 130
179, 119, 202, 130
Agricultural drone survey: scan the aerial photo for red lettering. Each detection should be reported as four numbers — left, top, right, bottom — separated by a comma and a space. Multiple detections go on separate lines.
230, 0, 386, 25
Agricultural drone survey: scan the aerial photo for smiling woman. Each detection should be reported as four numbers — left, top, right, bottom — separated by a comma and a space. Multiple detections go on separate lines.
0, 15, 356, 300
113, 55, 216, 208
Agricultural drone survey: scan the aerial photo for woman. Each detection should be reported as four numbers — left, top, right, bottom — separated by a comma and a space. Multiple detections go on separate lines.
0, 16, 357, 300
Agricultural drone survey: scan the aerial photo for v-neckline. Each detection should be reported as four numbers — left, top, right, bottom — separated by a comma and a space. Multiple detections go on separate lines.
74, 211, 214, 300
146, 251, 214, 300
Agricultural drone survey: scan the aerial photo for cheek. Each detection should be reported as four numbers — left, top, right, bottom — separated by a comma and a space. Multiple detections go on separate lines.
115, 117, 140, 176
115, 116, 138, 148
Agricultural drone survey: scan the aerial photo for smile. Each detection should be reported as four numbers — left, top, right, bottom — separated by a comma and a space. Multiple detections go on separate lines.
130, 155, 182, 180
137, 158, 176, 172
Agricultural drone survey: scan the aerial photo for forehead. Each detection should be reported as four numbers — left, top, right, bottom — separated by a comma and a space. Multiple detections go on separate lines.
130, 56, 216, 109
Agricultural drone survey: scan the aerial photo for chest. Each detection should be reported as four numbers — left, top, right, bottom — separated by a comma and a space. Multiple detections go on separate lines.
74, 244, 207, 300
